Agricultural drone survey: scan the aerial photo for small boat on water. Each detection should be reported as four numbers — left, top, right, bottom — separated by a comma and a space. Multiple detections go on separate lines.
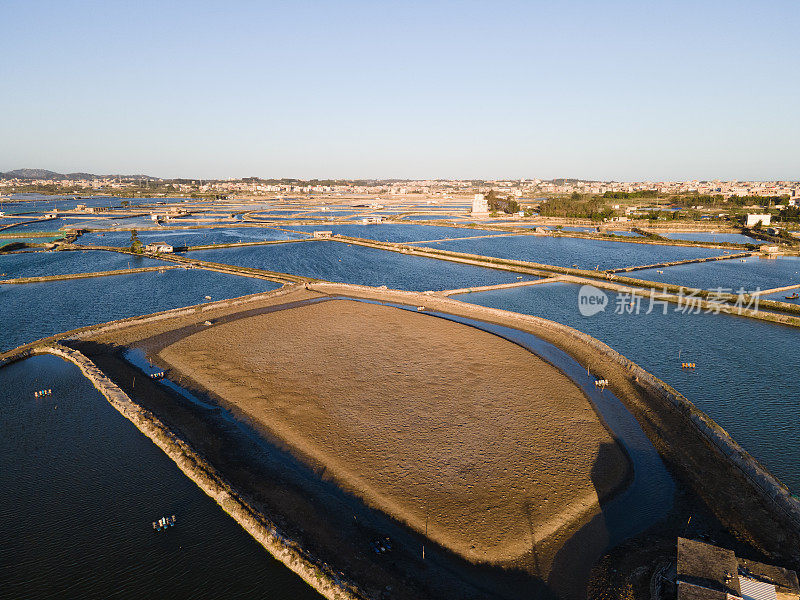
785, 293, 799, 300
153, 515, 176, 532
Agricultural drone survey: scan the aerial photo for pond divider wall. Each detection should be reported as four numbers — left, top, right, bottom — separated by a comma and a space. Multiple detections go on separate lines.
0, 265, 181, 284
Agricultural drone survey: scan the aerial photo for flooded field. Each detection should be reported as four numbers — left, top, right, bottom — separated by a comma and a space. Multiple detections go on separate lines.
189, 241, 540, 291
0, 269, 278, 351
426, 235, 725, 270
0, 355, 319, 600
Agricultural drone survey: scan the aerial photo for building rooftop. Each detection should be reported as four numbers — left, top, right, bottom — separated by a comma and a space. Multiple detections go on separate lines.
677, 539, 799, 600
678, 538, 741, 597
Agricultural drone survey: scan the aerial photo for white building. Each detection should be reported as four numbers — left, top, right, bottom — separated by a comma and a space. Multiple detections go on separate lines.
745, 213, 771, 227
471, 193, 490, 216
145, 242, 174, 253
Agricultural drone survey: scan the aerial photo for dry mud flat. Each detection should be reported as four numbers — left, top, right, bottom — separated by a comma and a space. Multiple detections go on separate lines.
157, 299, 629, 565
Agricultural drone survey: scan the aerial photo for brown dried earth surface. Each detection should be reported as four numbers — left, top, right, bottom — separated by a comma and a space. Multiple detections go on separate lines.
157, 299, 629, 565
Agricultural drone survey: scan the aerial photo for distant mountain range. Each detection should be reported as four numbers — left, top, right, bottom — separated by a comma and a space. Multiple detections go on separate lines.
0, 169, 159, 181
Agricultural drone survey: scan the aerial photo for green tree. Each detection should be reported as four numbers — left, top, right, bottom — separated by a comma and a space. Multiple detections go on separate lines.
486, 190, 521, 214
778, 206, 800, 223
130, 230, 143, 253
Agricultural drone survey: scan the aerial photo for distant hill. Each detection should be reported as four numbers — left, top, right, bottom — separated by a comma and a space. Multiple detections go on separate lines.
2, 168, 65, 180
0, 168, 160, 181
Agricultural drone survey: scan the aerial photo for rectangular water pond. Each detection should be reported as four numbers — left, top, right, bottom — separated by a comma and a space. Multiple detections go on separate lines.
0, 269, 279, 351
289, 223, 502, 243
425, 235, 726, 270
76, 227, 301, 248
632, 255, 800, 293
0, 250, 169, 279
188, 241, 540, 291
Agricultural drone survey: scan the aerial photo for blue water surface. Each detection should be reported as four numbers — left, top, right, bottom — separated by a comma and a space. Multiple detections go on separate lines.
188, 241, 539, 291
0, 269, 278, 351
463, 281, 800, 492
426, 235, 725, 270
632, 255, 800, 292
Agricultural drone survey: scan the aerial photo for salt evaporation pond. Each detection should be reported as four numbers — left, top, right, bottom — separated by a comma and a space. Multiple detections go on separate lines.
0, 217, 75, 233
427, 235, 726, 270
77, 227, 301, 247
632, 255, 800, 292
662, 231, 763, 245
0, 194, 155, 212
0, 354, 320, 600
0, 250, 169, 279
0, 269, 279, 351
0, 236, 62, 248
189, 241, 539, 291
462, 281, 800, 492
289, 223, 501, 243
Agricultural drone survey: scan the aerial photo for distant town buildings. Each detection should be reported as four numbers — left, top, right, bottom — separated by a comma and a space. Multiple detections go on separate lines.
1, 172, 798, 204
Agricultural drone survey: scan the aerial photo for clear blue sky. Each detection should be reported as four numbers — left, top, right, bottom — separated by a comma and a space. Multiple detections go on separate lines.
1, 0, 798, 181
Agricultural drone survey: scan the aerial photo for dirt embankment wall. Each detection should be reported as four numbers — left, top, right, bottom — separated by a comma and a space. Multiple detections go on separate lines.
0, 265, 180, 284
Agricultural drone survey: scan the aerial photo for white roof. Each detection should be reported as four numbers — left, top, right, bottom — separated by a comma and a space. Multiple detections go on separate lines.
739, 577, 777, 600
